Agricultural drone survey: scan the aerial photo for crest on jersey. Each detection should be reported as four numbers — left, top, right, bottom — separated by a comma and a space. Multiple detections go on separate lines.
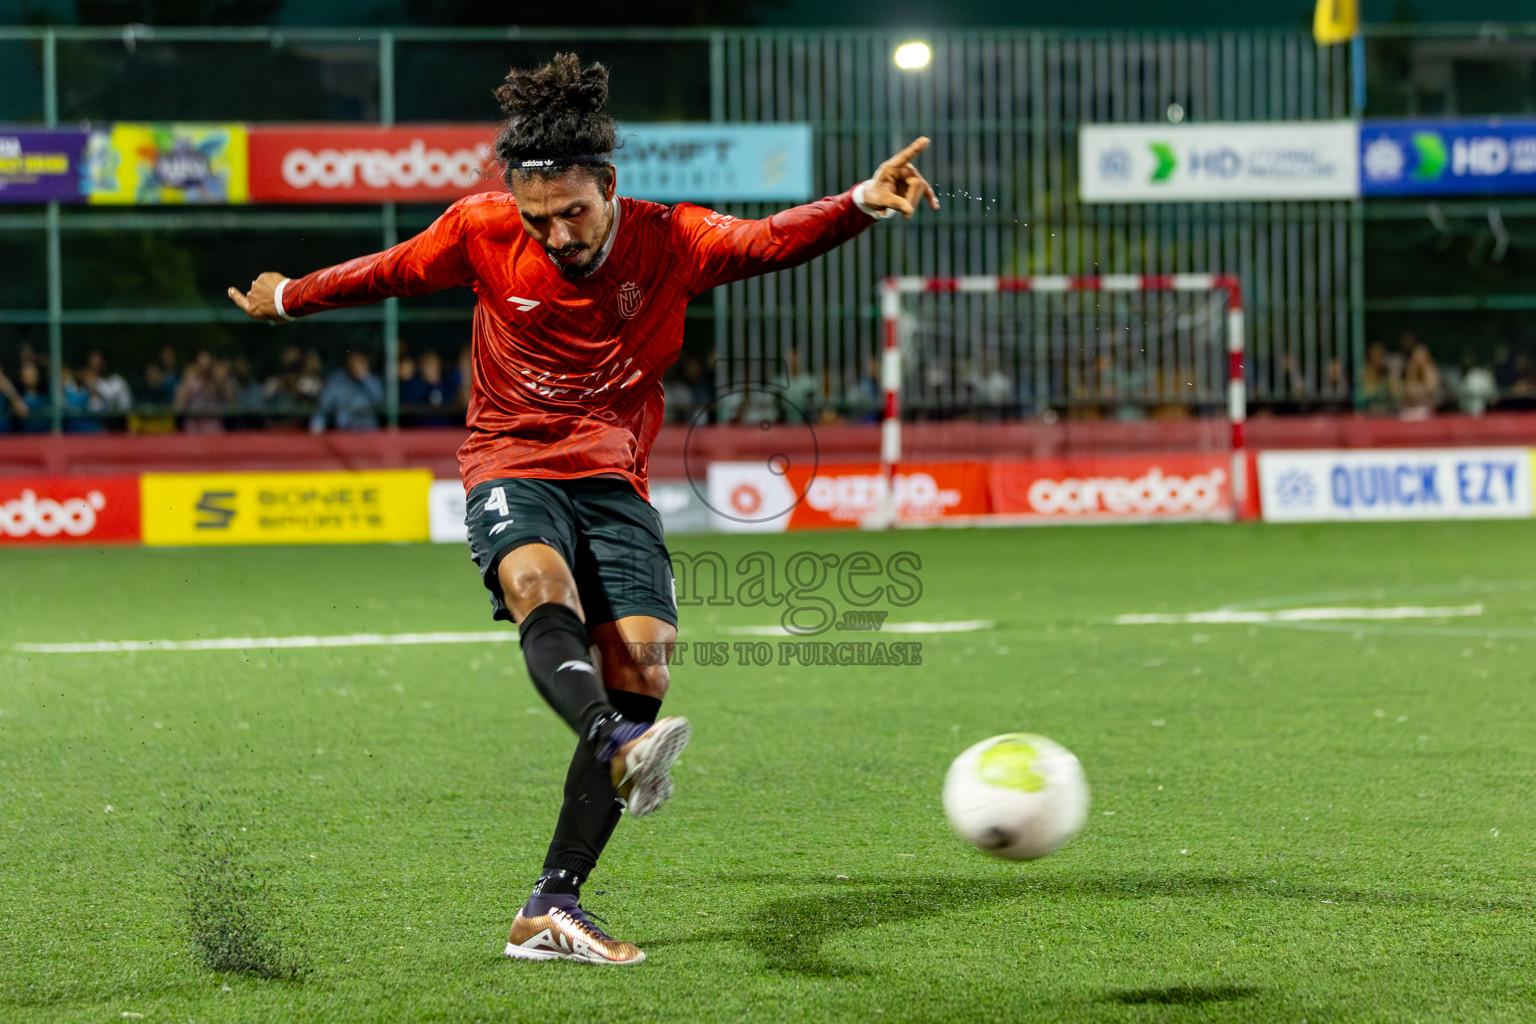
616, 280, 644, 320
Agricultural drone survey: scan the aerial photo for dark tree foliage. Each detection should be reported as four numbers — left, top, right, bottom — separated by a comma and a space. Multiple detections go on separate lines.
73, 0, 285, 25
402, 0, 783, 27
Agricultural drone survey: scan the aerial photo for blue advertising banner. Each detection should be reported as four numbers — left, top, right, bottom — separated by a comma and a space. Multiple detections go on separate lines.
1361, 119, 1536, 196
612, 123, 813, 202
0, 129, 89, 202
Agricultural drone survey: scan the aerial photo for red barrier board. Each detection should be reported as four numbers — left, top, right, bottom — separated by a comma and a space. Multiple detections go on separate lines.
784, 462, 990, 528
0, 476, 141, 544
247, 126, 503, 203
990, 454, 1233, 521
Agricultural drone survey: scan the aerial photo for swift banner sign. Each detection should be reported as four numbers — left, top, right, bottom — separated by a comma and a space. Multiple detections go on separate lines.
1079, 121, 1360, 202
1361, 119, 1536, 196
612, 123, 812, 201
1258, 449, 1534, 522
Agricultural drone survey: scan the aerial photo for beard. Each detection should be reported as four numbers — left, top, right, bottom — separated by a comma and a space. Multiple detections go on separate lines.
544, 243, 601, 279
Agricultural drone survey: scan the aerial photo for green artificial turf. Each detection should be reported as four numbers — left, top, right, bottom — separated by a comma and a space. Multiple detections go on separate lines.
2, 522, 1534, 1022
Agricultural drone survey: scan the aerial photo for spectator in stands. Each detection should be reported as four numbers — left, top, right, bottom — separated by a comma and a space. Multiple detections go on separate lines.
848, 355, 882, 423
262, 344, 321, 413
1400, 342, 1442, 419
85, 350, 133, 415
400, 348, 455, 426
455, 345, 474, 408
780, 348, 822, 423
62, 367, 102, 433
1457, 353, 1498, 416
662, 363, 693, 424
0, 365, 26, 432
1360, 341, 1400, 415
968, 352, 1014, 420
156, 343, 181, 394
310, 349, 383, 433
176, 350, 235, 433
140, 361, 175, 407
15, 360, 50, 431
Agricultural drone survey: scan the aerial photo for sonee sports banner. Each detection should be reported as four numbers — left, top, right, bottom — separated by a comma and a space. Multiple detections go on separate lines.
141, 471, 431, 545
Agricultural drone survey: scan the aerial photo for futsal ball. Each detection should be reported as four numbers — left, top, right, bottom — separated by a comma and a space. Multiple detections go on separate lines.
942, 733, 1090, 861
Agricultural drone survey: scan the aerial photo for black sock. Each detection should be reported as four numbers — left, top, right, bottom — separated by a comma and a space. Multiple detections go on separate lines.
517, 603, 625, 750
534, 687, 664, 900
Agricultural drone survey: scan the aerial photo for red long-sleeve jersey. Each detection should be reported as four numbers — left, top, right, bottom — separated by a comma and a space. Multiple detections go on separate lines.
280, 188, 875, 498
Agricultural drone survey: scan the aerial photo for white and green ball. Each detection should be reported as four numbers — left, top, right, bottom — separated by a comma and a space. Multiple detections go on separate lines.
942, 733, 1090, 861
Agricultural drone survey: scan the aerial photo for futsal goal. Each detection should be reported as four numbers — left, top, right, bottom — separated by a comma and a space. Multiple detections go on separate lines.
871, 274, 1247, 526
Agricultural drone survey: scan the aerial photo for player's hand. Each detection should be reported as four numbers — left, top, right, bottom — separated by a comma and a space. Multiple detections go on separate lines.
863, 136, 940, 220
227, 272, 290, 322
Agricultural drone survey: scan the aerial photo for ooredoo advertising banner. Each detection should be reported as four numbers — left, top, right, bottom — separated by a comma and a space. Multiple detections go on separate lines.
706, 462, 989, 532
1258, 449, 1533, 522
989, 454, 1234, 522
86, 124, 249, 204
0, 129, 90, 203
1079, 121, 1360, 202
0, 476, 141, 544
141, 470, 431, 545
248, 126, 501, 203
1361, 120, 1536, 197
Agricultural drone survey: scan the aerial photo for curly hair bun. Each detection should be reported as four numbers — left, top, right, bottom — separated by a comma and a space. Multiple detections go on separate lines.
494, 52, 617, 173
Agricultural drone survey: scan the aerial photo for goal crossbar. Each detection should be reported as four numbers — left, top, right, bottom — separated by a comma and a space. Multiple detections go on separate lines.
875, 273, 1247, 523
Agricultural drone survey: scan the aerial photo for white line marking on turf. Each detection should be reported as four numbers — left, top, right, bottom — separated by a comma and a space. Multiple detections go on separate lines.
1113, 605, 1484, 626
724, 619, 994, 636
12, 631, 518, 654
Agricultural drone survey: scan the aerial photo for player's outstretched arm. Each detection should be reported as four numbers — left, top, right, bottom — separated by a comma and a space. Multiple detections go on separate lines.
857, 136, 941, 220
228, 272, 290, 322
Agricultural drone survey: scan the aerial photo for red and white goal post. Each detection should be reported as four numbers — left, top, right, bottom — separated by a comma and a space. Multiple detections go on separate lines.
871, 273, 1246, 527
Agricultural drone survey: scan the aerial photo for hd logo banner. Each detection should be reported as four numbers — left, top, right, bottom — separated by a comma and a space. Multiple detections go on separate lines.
142, 471, 430, 545
1360, 119, 1536, 196
1079, 121, 1360, 202
1258, 449, 1533, 522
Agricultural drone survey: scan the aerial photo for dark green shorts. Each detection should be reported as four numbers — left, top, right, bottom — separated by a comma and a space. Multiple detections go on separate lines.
464, 476, 678, 628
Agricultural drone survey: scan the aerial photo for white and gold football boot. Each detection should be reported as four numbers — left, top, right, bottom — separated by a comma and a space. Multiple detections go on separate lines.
608, 716, 690, 817
504, 903, 646, 965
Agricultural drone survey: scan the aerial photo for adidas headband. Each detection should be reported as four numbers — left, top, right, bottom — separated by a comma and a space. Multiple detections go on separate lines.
506, 154, 611, 170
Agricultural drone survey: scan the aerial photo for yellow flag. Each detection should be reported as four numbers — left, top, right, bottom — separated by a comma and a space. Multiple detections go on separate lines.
1314, 0, 1358, 45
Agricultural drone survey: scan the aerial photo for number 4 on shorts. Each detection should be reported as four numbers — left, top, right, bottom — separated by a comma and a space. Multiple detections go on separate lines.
486, 486, 510, 518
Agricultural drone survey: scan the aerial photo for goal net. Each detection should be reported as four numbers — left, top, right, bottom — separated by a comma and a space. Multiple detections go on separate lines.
871, 274, 1246, 525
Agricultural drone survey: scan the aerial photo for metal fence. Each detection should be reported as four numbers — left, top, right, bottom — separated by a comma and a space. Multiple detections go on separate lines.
716, 31, 1352, 417
4, 24, 1536, 431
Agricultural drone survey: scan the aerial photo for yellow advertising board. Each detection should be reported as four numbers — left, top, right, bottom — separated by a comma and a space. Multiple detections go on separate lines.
86, 123, 249, 205
141, 471, 431, 546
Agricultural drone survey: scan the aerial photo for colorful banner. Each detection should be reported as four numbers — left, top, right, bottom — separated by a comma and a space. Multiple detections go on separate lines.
1361, 119, 1536, 196
1258, 449, 1533, 522
86, 124, 248, 205
989, 454, 1234, 522
613, 123, 813, 201
0, 129, 90, 203
141, 470, 430, 545
0, 476, 141, 544
1080, 121, 1360, 202
706, 462, 989, 532
248, 126, 500, 204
